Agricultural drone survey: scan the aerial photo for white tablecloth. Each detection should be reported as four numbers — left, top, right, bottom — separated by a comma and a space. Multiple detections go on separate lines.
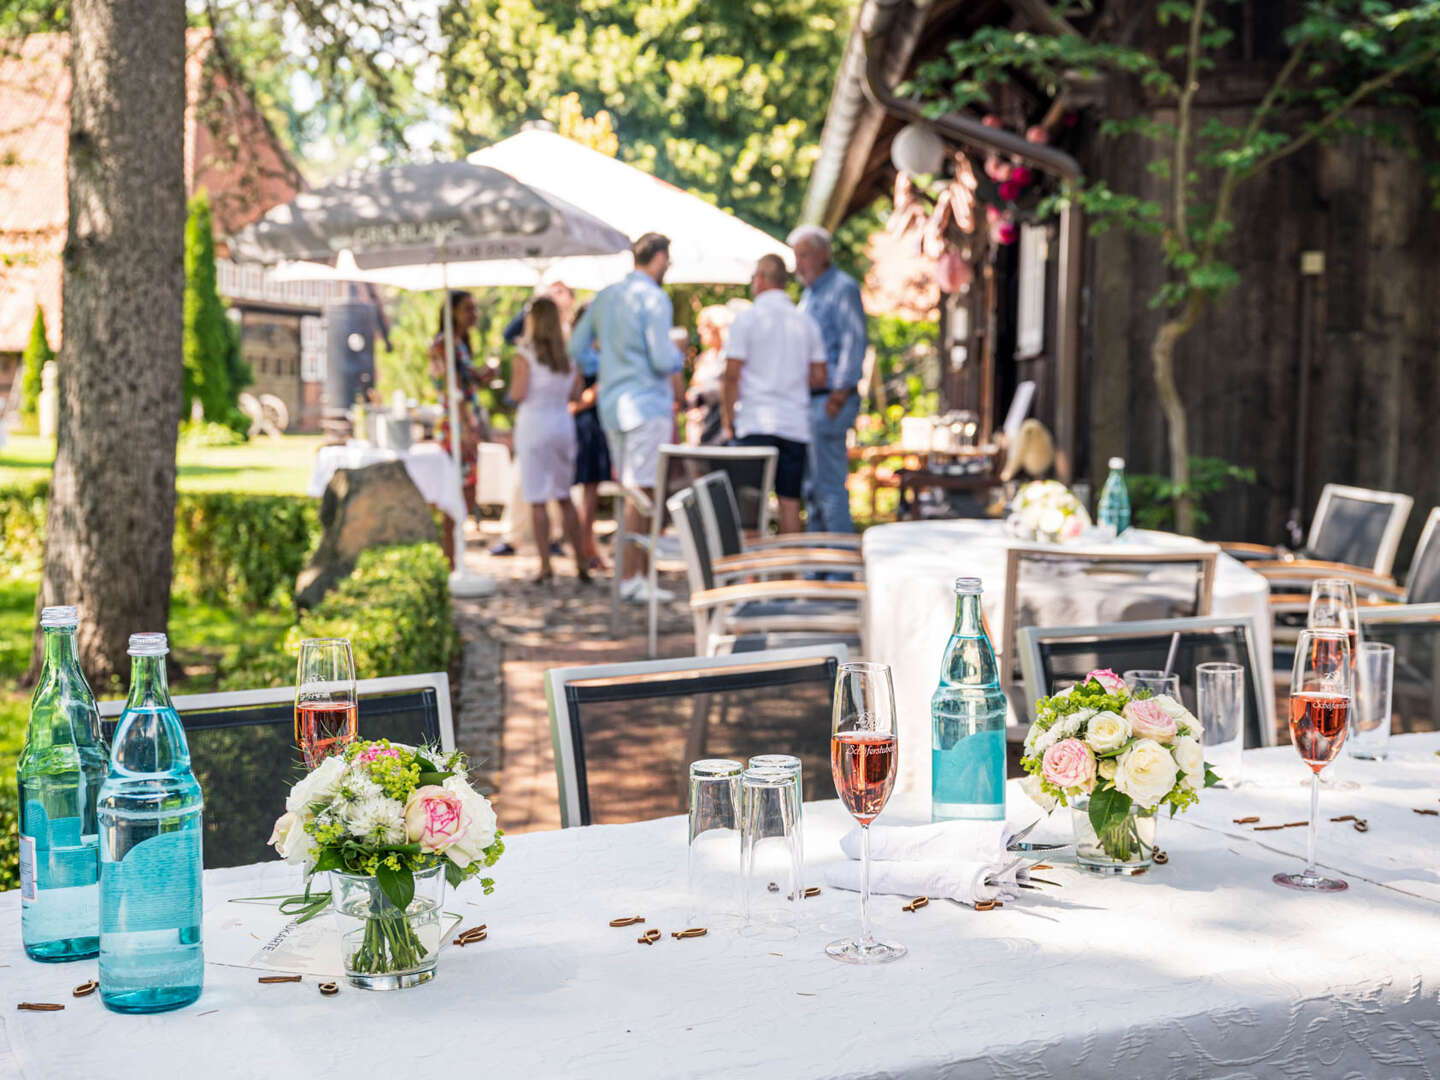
863, 521, 1274, 795
3, 736, 1439, 1079
308, 442, 465, 520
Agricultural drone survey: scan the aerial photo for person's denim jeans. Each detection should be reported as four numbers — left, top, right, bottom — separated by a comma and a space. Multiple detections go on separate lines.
805, 393, 859, 535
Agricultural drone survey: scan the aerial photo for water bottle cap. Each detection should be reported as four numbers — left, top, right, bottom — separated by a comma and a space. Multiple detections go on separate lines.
127, 632, 169, 657
952, 577, 983, 595
1108, 457, 1125, 470
39, 605, 78, 628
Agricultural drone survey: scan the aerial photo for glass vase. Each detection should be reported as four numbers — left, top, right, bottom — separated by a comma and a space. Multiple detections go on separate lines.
1070, 797, 1157, 875
332, 863, 446, 989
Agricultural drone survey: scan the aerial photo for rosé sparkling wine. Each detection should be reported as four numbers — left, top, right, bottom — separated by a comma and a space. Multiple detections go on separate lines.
295, 701, 358, 768
1289, 693, 1349, 772
831, 732, 897, 825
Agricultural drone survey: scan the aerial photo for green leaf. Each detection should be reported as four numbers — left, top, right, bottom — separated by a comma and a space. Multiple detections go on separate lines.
445, 860, 464, 889
416, 771, 453, 787
375, 862, 415, 912
1203, 766, 1222, 788
1088, 784, 1133, 836
310, 848, 343, 874
413, 754, 439, 773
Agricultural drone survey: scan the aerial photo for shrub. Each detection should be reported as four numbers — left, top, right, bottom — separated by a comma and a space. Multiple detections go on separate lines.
1127, 457, 1257, 534
0, 481, 48, 580
221, 543, 456, 691
20, 307, 52, 417
0, 786, 15, 893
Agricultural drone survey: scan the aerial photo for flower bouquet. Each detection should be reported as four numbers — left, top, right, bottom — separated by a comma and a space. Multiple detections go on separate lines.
269, 740, 504, 988
1005, 480, 1091, 544
1020, 669, 1218, 872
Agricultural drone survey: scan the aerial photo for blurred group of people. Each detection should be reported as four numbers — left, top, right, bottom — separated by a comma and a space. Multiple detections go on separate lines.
429, 222, 868, 599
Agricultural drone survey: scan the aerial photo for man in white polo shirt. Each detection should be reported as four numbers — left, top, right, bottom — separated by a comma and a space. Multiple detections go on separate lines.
721, 254, 827, 535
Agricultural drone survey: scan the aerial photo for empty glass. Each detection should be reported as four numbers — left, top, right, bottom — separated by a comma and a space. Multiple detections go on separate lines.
740, 767, 803, 934
1348, 642, 1394, 760
1196, 662, 1245, 788
687, 759, 743, 922
1308, 578, 1362, 645
748, 754, 803, 881
1124, 670, 1181, 700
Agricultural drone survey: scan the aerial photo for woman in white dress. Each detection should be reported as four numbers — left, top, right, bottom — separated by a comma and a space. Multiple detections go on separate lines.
511, 297, 587, 584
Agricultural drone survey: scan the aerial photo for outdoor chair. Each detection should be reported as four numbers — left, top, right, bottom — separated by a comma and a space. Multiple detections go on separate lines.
1017, 615, 1272, 749
1356, 602, 1440, 734
608, 443, 779, 657
669, 486, 865, 657
98, 674, 453, 869
1224, 483, 1413, 577
544, 644, 846, 828
999, 544, 1218, 695
691, 470, 862, 580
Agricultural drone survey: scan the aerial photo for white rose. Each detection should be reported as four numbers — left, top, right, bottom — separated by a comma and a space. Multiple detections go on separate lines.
1039, 507, 1065, 536
441, 774, 499, 868
1173, 736, 1204, 778
1113, 738, 1179, 809
1020, 773, 1057, 812
1084, 710, 1131, 754
285, 755, 347, 813
268, 811, 316, 867
1155, 695, 1200, 737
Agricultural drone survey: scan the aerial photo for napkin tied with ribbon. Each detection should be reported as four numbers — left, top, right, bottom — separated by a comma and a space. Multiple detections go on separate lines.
822, 820, 1028, 905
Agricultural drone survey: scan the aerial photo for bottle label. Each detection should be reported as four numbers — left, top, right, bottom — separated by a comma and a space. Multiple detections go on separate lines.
100, 827, 203, 934
18, 835, 36, 902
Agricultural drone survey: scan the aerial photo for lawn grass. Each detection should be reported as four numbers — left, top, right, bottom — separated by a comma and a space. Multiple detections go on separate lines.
0, 433, 324, 496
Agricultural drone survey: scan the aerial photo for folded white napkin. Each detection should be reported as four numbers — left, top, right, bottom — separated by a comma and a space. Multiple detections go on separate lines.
822, 858, 1015, 905
837, 820, 1011, 862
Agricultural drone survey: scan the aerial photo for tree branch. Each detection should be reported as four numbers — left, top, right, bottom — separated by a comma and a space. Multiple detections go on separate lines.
1172, 0, 1207, 255
1249, 42, 1440, 176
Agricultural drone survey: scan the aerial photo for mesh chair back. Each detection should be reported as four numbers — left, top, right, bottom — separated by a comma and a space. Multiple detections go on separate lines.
1405, 509, 1440, 604
695, 471, 746, 557
1019, 617, 1269, 748
668, 487, 715, 592
99, 678, 447, 869
1357, 604, 1440, 734
657, 445, 777, 536
546, 647, 845, 827
1307, 484, 1412, 574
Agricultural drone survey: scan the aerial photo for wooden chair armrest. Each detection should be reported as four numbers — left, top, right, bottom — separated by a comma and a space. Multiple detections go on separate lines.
690, 579, 867, 611
1222, 541, 1286, 559
746, 532, 863, 551
1249, 562, 1399, 593
1269, 591, 1402, 608
713, 549, 863, 572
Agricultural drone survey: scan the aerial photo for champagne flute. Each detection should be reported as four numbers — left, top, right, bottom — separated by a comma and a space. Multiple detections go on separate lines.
1306, 578, 1361, 790
1274, 629, 1351, 893
295, 638, 358, 769
827, 661, 906, 965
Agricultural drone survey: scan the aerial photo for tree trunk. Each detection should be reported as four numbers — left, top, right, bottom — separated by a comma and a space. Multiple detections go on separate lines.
35, 0, 186, 684
1150, 292, 1205, 536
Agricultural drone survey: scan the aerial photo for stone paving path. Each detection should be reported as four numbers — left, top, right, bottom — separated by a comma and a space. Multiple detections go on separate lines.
450, 527, 695, 833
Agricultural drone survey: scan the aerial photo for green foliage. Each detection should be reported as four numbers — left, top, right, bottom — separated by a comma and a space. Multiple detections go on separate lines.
438, 0, 854, 240
0, 483, 320, 611
179, 420, 249, 448
19, 308, 52, 417
1127, 456, 1258, 533
183, 190, 247, 429
0, 786, 16, 894
226, 543, 456, 691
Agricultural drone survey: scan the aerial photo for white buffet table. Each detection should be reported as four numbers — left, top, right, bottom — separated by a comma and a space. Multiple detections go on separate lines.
863, 521, 1274, 795
308, 442, 465, 520
2, 735, 1438, 1078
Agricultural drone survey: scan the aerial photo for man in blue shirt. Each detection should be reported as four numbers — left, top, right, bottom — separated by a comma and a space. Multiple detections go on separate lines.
568, 232, 683, 602
789, 224, 866, 535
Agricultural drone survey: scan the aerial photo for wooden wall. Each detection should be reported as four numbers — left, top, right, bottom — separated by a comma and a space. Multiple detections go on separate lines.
1085, 107, 1440, 569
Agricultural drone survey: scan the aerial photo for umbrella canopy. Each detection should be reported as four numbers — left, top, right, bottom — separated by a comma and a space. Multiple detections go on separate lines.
231, 160, 630, 269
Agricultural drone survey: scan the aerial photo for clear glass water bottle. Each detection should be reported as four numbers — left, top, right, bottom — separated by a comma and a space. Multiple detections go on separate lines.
1097, 456, 1131, 538
97, 633, 204, 1013
931, 578, 1007, 821
18, 606, 107, 962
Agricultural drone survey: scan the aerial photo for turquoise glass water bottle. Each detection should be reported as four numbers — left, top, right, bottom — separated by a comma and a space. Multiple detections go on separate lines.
97, 633, 204, 1013
18, 606, 107, 961
931, 578, 1008, 821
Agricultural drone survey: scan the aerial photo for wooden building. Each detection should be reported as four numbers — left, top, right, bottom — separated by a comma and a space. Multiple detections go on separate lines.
804, 0, 1440, 557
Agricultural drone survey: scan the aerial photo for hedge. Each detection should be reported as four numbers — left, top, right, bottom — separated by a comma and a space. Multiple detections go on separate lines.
221, 542, 456, 690
0, 483, 319, 611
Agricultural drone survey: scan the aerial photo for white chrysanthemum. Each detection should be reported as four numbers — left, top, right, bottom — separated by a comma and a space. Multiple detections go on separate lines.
343, 795, 408, 845
286, 755, 347, 813
1020, 773, 1057, 812
338, 773, 384, 803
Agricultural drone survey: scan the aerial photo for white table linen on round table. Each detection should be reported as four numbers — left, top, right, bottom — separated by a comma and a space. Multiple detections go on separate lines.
307, 442, 465, 520
863, 521, 1274, 795
3, 735, 1438, 1079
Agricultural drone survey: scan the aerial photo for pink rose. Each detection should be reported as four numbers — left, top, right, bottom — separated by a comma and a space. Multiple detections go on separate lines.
1011, 165, 1035, 186
981, 114, 1003, 129
404, 785, 469, 853
358, 745, 401, 764
984, 155, 1012, 183
1086, 669, 1126, 694
1124, 697, 1178, 743
1025, 125, 1050, 144
998, 178, 1023, 202
991, 221, 1018, 246
1041, 738, 1097, 792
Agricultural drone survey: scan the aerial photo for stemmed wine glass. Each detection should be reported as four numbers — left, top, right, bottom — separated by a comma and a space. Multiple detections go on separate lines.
295, 638, 358, 769
827, 661, 905, 965
1306, 578, 1362, 790
1274, 628, 1352, 893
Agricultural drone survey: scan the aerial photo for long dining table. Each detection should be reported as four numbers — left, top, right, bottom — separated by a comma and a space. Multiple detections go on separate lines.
2, 734, 1437, 1079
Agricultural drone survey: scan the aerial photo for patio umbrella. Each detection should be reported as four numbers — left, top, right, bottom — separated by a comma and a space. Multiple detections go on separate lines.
231, 160, 631, 597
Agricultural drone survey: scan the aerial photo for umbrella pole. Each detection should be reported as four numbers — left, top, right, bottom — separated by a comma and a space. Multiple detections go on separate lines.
442, 240, 495, 598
